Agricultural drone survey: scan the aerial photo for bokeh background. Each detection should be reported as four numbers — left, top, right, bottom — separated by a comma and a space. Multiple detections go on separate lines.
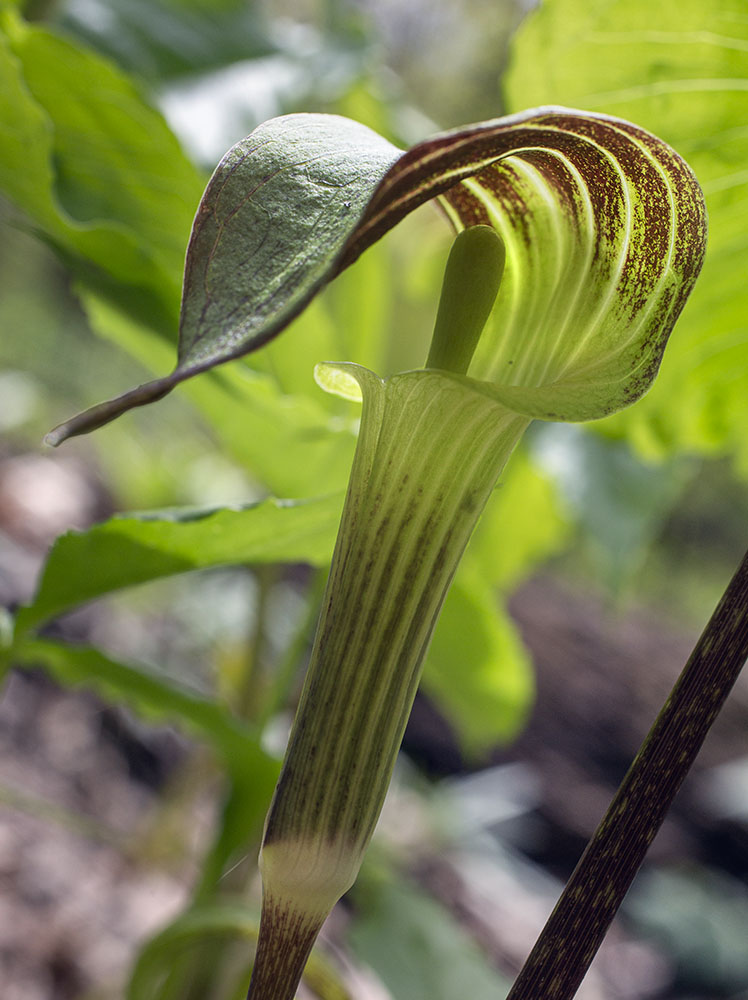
1, 1, 747, 998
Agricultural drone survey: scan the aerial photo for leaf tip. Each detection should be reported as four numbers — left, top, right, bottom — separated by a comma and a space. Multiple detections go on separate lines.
43, 374, 179, 446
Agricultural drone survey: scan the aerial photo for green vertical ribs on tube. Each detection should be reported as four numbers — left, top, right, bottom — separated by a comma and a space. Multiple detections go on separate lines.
251, 368, 529, 1000
247, 227, 520, 1000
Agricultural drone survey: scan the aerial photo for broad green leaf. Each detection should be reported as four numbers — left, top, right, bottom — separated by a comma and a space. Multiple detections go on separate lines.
506, 0, 748, 466
349, 875, 510, 1000
16, 495, 343, 634
186, 366, 358, 497
48, 107, 706, 443
253, 234, 394, 400
12, 638, 276, 777
194, 767, 274, 903
325, 229, 394, 377
254, 298, 346, 401
0, 9, 203, 333
422, 581, 534, 756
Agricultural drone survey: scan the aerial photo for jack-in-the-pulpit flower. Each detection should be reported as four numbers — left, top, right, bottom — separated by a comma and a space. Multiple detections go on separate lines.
47, 108, 707, 1000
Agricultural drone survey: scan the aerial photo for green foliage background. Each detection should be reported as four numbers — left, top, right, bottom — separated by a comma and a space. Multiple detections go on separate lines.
0, 0, 747, 997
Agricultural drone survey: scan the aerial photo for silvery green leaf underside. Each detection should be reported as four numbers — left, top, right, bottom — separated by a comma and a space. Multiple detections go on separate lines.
47, 106, 706, 444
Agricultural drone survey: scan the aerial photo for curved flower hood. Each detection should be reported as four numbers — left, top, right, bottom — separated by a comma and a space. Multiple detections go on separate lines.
47, 106, 706, 445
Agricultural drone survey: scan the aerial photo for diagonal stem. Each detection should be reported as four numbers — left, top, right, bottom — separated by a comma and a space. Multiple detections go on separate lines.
505, 547, 748, 1000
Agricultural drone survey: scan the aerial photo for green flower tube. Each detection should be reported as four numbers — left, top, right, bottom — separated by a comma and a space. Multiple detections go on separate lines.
248, 228, 526, 999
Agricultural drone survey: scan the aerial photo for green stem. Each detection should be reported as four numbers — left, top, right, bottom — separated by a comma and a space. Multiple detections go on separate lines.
506, 547, 748, 1000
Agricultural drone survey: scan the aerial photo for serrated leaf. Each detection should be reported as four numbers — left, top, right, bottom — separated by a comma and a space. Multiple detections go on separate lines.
48, 106, 706, 443
16, 495, 342, 634
505, 0, 747, 465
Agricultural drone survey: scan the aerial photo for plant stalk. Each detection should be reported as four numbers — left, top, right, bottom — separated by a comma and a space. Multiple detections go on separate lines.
506, 547, 748, 1000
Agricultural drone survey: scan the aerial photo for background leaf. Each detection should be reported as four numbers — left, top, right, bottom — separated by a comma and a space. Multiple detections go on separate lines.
532, 425, 693, 594
0, 8, 204, 334
79, 287, 359, 497
15, 495, 342, 634
422, 448, 569, 755
349, 874, 510, 1000
125, 902, 259, 1000
55, 0, 275, 85
126, 900, 351, 1000
422, 581, 533, 757
463, 447, 571, 592
11, 638, 276, 776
